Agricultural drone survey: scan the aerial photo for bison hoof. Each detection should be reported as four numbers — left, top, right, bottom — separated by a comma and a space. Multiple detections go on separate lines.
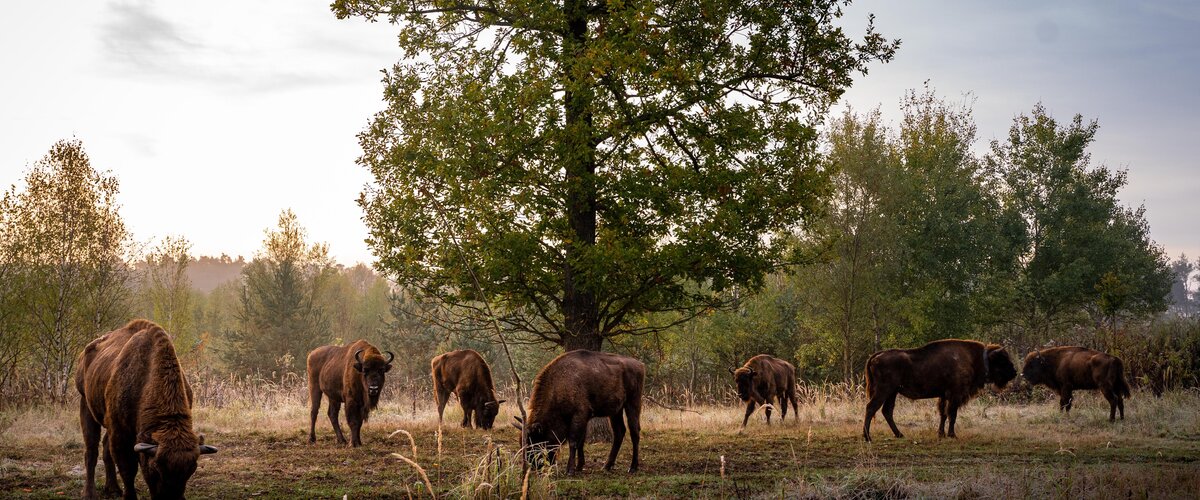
628, 465, 638, 473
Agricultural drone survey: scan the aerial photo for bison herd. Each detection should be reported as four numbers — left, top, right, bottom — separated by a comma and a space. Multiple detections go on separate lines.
77, 319, 1133, 498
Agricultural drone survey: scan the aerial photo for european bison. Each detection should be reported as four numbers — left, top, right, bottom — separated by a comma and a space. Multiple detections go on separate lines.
863, 339, 1016, 442
513, 350, 644, 474
730, 354, 799, 427
306, 340, 394, 447
76, 319, 217, 500
1022, 346, 1130, 421
431, 349, 505, 429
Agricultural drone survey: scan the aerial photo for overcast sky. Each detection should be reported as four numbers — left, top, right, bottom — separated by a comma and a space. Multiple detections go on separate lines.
1, 1, 1196, 265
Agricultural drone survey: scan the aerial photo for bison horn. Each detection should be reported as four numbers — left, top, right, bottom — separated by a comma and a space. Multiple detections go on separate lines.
354, 349, 365, 364
384, 351, 395, 364
199, 444, 219, 455
512, 416, 524, 430
134, 442, 158, 455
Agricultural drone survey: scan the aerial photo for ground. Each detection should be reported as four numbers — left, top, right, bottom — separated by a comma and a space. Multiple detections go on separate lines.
2, 387, 1198, 499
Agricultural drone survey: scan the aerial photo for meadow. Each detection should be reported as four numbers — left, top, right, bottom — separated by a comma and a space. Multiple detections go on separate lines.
2, 382, 1198, 499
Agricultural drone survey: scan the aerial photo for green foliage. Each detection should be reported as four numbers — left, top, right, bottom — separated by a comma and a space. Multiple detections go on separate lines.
223, 210, 335, 375
987, 104, 1173, 344
137, 236, 204, 368
338, 0, 898, 350
0, 139, 132, 400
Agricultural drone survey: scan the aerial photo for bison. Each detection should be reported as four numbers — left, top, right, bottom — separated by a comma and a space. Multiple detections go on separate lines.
1022, 346, 1130, 421
863, 339, 1016, 442
512, 350, 644, 474
730, 354, 799, 427
306, 340, 394, 447
431, 349, 505, 429
77, 319, 217, 500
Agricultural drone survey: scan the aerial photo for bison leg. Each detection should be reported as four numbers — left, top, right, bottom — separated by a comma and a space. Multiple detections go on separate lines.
604, 414, 626, 471
882, 393, 902, 438
936, 398, 948, 438
778, 391, 789, 422
947, 401, 960, 438
1102, 389, 1119, 422
111, 438, 139, 500
80, 401, 101, 499
764, 396, 774, 425
741, 400, 757, 428
1059, 390, 1074, 414
328, 400, 348, 445
461, 402, 472, 428
567, 417, 589, 474
101, 432, 121, 498
308, 388, 323, 444
1118, 394, 1125, 420
863, 393, 887, 442
347, 406, 364, 447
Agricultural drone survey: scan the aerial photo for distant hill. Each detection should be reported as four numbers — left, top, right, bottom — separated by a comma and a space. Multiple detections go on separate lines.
187, 254, 247, 292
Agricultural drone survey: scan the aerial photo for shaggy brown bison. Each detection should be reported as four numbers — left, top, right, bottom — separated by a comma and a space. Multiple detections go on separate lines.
730, 354, 798, 427
513, 350, 644, 474
863, 339, 1016, 442
77, 319, 217, 500
306, 340, 394, 447
1022, 346, 1130, 421
431, 349, 505, 429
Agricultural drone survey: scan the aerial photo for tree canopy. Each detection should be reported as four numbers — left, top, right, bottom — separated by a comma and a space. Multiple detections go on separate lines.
336, 0, 899, 350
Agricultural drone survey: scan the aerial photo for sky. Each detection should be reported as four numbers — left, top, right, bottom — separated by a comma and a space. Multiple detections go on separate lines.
1, 1, 1197, 266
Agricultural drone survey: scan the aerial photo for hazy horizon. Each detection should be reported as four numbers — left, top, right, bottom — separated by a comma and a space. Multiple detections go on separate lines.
2, 1, 1196, 266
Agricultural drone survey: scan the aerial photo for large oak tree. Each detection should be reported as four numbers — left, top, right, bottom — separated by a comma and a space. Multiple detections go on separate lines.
337, 0, 897, 350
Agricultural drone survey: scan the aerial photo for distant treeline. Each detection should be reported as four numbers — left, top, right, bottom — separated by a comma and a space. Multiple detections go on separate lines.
2, 95, 1199, 405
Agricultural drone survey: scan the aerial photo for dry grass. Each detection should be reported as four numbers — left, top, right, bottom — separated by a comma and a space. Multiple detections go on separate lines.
1, 383, 1198, 498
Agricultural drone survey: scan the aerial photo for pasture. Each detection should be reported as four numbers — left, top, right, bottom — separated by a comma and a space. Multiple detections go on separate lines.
2, 384, 1198, 499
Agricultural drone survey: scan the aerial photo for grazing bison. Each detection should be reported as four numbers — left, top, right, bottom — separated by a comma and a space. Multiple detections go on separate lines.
730, 354, 799, 427
77, 319, 217, 500
863, 339, 1017, 442
306, 340, 394, 447
431, 349, 505, 429
1022, 346, 1130, 421
513, 350, 644, 474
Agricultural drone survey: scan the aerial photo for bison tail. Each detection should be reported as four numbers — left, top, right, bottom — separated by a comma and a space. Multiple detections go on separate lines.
1112, 358, 1132, 399
864, 353, 880, 399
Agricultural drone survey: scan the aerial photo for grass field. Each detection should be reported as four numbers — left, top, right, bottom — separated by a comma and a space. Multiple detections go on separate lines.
2, 386, 1199, 499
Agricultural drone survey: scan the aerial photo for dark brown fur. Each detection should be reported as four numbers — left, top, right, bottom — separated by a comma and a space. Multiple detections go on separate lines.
1022, 346, 1130, 421
76, 319, 217, 500
431, 349, 505, 429
514, 350, 645, 474
306, 340, 393, 447
863, 339, 1017, 441
731, 354, 799, 427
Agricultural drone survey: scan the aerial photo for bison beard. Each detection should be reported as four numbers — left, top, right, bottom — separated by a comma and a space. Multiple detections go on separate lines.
513, 350, 645, 474
1022, 346, 1130, 421
306, 340, 394, 447
431, 349, 505, 429
863, 339, 1017, 442
730, 354, 799, 427
76, 319, 217, 500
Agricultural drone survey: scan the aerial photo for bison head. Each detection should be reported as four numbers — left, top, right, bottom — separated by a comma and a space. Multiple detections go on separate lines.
476, 399, 505, 429
354, 349, 394, 401
134, 433, 217, 499
985, 345, 1018, 389
513, 416, 562, 469
1021, 350, 1049, 385
730, 367, 759, 403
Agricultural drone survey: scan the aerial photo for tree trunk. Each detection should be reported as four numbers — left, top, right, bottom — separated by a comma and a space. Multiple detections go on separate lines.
560, 0, 602, 353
